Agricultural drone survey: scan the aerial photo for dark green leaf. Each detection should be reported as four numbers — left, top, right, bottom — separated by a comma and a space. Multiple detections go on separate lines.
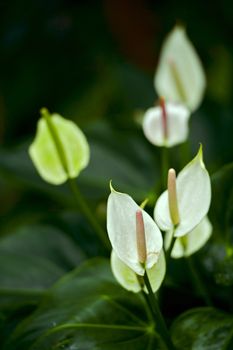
6, 259, 165, 350
0, 224, 85, 311
210, 163, 233, 239
171, 307, 233, 350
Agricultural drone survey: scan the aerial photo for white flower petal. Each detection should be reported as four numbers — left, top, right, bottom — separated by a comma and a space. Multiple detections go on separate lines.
111, 250, 166, 293
154, 26, 206, 111
144, 250, 166, 293
107, 187, 163, 275
29, 113, 90, 185
142, 103, 190, 147
154, 146, 211, 237
111, 250, 141, 293
165, 216, 212, 258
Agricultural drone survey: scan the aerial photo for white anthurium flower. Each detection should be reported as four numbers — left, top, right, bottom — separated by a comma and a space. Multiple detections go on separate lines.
111, 250, 166, 293
142, 100, 190, 147
154, 25, 206, 112
107, 184, 163, 276
29, 108, 90, 185
154, 145, 211, 238
164, 216, 212, 258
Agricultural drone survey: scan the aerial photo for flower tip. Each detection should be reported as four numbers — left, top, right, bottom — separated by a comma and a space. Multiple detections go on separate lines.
196, 143, 205, 166
109, 180, 117, 193
174, 21, 186, 32
40, 107, 50, 118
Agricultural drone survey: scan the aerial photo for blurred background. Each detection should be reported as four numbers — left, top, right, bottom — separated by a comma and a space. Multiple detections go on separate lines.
0, 0, 233, 238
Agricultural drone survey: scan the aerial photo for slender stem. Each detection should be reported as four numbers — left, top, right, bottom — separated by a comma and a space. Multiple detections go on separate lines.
161, 147, 169, 191
165, 233, 176, 265
68, 178, 110, 251
143, 271, 175, 349
187, 256, 212, 306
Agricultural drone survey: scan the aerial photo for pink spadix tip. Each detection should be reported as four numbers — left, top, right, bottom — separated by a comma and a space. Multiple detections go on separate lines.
136, 210, 147, 264
159, 97, 168, 140
168, 168, 180, 226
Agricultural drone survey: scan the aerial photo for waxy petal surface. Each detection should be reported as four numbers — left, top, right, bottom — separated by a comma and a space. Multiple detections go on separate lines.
107, 188, 163, 275
142, 103, 190, 147
165, 216, 212, 258
154, 146, 211, 237
111, 250, 166, 293
154, 26, 206, 111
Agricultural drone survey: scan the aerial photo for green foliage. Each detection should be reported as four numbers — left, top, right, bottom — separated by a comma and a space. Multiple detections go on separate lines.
0, 224, 85, 312
171, 308, 233, 349
4, 259, 166, 350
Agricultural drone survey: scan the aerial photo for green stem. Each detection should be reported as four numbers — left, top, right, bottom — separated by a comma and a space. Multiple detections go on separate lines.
41, 110, 110, 252
165, 233, 176, 265
187, 256, 212, 306
68, 178, 110, 251
143, 271, 175, 349
161, 147, 169, 190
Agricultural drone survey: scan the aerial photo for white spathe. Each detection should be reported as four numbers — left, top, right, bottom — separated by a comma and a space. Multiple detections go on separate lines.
154, 145, 211, 237
111, 250, 166, 293
165, 216, 212, 258
142, 102, 190, 147
154, 26, 206, 112
29, 112, 90, 185
107, 185, 163, 276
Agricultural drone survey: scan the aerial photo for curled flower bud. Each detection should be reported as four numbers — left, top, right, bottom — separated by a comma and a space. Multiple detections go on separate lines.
29, 108, 90, 185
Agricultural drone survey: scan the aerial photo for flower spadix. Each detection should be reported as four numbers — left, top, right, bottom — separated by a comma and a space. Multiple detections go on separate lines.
29, 108, 90, 185
154, 145, 211, 237
107, 183, 163, 276
111, 250, 166, 293
142, 100, 190, 147
165, 216, 212, 258
154, 25, 206, 111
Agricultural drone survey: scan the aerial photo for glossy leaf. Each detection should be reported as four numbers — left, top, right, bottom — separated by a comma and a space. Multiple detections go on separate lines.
0, 224, 84, 311
171, 307, 233, 349
6, 259, 166, 350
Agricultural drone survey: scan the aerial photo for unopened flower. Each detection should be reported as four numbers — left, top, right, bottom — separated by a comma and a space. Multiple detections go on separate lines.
29, 108, 90, 185
107, 183, 163, 276
142, 99, 190, 147
154, 25, 206, 112
111, 249, 166, 293
165, 216, 212, 258
154, 145, 211, 238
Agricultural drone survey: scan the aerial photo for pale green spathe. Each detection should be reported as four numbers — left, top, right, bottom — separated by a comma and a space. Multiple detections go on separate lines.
165, 216, 212, 258
107, 185, 163, 276
142, 102, 190, 147
111, 250, 166, 293
29, 112, 90, 185
154, 146, 211, 237
154, 26, 206, 111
